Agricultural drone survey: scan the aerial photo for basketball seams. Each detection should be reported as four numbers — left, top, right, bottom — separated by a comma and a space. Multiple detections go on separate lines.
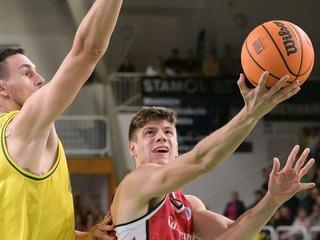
286, 23, 303, 80
243, 40, 280, 86
261, 23, 298, 78
243, 38, 280, 86
289, 23, 315, 77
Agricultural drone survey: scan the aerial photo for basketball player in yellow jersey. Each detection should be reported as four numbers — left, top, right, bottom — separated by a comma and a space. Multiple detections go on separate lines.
0, 0, 122, 239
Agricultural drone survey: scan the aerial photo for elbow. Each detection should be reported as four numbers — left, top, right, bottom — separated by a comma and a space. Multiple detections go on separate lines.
89, 39, 109, 56
192, 148, 216, 174
193, 154, 212, 174
85, 41, 109, 59
74, 34, 109, 61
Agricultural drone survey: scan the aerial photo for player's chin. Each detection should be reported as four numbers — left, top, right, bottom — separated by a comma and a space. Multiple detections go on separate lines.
153, 157, 170, 165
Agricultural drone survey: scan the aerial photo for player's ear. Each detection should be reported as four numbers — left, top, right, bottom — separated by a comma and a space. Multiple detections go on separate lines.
0, 80, 8, 96
128, 141, 136, 156
175, 143, 179, 157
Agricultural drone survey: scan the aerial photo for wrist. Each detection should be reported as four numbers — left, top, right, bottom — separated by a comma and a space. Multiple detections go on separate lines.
264, 191, 283, 208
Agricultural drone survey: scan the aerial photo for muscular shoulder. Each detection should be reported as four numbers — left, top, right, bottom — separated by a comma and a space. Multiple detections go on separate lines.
122, 163, 161, 185
116, 163, 162, 199
185, 194, 207, 211
111, 164, 165, 224
185, 194, 234, 239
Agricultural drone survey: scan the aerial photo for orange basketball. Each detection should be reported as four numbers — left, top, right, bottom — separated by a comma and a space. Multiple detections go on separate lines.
241, 20, 314, 88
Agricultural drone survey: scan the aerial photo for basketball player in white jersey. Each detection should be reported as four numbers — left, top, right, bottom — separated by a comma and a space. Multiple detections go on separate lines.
111, 72, 315, 239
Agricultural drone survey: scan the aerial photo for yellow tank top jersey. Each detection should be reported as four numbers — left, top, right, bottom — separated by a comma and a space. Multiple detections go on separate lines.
0, 111, 75, 240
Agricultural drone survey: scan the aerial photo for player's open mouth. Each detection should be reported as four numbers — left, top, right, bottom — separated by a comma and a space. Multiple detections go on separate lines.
153, 147, 169, 153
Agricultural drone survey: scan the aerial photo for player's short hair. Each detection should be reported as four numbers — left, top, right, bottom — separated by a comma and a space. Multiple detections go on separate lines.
128, 106, 177, 141
0, 47, 25, 79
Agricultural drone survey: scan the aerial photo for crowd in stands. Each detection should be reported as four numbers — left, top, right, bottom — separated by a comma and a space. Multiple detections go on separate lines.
117, 45, 242, 77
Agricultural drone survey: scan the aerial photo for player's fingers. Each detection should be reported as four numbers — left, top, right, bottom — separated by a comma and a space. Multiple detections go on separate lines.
96, 222, 114, 232
301, 182, 316, 190
270, 157, 281, 177
237, 73, 248, 92
294, 148, 310, 172
284, 145, 300, 170
255, 71, 269, 91
276, 85, 301, 104
279, 79, 299, 93
298, 158, 315, 181
103, 214, 112, 223
267, 75, 290, 93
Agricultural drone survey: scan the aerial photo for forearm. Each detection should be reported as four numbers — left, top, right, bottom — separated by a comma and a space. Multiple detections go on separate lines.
41, 0, 123, 118
217, 192, 279, 240
194, 107, 258, 171
74, 0, 123, 57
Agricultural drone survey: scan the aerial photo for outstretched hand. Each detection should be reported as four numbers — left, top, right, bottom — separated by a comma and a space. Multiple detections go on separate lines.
268, 145, 315, 205
237, 71, 301, 119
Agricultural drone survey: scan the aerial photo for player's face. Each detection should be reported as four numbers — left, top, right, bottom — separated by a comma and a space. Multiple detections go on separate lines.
1, 54, 45, 108
129, 120, 178, 166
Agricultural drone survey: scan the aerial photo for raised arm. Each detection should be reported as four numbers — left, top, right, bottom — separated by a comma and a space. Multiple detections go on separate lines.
191, 145, 315, 239
19, 0, 123, 135
6, 0, 122, 172
189, 72, 300, 172
134, 72, 301, 196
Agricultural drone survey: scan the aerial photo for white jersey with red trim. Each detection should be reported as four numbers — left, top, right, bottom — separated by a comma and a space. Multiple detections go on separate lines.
114, 189, 194, 240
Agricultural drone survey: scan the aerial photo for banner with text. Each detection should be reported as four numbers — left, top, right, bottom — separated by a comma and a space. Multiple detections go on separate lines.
264, 80, 320, 121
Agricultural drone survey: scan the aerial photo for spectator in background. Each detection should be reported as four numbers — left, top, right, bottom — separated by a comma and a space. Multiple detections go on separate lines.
268, 208, 282, 229
223, 190, 246, 220
219, 44, 238, 76
280, 206, 311, 240
283, 194, 301, 218
299, 188, 317, 216
277, 205, 295, 226
308, 127, 320, 160
145, 55, 175, 77
118, 55, 135, 73
261, 166, 272, 196
180, 48, 201, 76
301, 126, 320, 169
164, 48, 183, 75
314, 168, 320, 188
248, 189, 264, 209
310, 203, 320, 240
301, 126, 312, 150
202, 51, 220, 76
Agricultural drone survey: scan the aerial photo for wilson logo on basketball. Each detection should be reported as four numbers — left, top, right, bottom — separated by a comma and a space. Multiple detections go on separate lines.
273, 21, 297, 56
